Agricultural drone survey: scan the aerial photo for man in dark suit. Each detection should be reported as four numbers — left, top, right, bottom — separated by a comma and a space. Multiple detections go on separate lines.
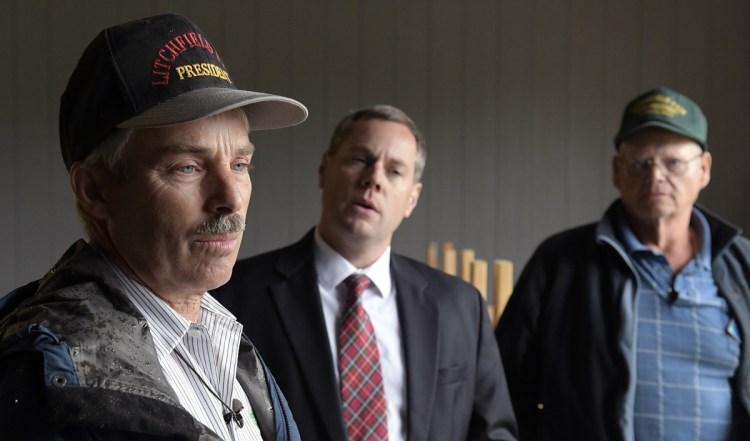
214, 104, 518, 441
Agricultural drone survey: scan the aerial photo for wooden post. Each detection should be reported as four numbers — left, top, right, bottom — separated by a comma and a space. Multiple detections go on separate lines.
460, 249, 475, 283
471, 259, 488, 299
471, 259, 492, 320
427, 241, 439, 268
442, 242, 456, 276
492, 259, 514, 325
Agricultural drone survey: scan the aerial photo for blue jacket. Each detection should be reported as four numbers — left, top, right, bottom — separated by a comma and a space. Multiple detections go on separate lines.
496, 201, 750, 441
0, 240, 300, 441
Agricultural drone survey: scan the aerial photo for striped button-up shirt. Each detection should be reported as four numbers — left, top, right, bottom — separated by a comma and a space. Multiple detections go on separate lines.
107, 260, 263, 441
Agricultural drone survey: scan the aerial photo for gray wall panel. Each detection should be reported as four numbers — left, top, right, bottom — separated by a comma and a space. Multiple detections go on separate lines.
3, 0, 750, 297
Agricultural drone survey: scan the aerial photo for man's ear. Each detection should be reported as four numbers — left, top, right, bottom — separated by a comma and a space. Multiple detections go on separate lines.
69, 162, 111, 220
612, 155, 623, 191
403, 182, 423, 219
699, 151, 712, 189
318, 153, 330, 189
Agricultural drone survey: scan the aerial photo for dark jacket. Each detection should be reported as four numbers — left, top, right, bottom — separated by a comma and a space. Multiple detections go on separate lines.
0, 240, 300, 441
496, 201, 750, 441
214, 229, 519, 441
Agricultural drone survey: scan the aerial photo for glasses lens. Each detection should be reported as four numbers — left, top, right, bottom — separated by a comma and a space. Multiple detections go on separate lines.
626, 159, 650, 176
623, 154, 701, 177
664, 159, 685, 175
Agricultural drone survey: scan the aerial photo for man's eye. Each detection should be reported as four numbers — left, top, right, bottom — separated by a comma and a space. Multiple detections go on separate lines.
233, 163, 251, 172
177, 165, 196, 174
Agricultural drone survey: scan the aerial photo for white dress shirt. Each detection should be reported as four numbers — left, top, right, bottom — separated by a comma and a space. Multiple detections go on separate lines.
106, 258, 263, 441
314, 228, 406, 441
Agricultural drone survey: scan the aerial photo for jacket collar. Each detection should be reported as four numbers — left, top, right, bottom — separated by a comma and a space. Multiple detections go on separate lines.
391, 255, 439, 441
596, 199, 742, 262
2, 239, 278, 440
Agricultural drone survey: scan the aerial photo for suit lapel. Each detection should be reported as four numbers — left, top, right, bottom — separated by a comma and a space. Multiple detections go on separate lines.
393, 255, 439, 441
270, 232, 347, 440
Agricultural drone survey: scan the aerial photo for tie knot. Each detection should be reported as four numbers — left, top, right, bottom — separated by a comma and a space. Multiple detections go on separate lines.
344, 274, 371, 299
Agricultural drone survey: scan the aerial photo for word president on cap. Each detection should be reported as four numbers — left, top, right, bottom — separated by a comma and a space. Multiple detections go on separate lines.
497, 86, 750, 441
0, 13, 307, 441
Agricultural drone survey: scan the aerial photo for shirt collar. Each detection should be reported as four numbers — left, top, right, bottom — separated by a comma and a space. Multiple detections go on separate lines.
313, 227, 393, 297
615, 205, 712, 270
100, 251, 240, 358
690, 208, 712, 269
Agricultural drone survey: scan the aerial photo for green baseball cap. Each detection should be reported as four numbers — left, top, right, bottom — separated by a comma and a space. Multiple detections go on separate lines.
614, 86, 707, 151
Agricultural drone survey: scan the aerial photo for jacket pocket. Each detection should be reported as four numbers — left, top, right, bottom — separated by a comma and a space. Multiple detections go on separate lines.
437, 365, 466, 386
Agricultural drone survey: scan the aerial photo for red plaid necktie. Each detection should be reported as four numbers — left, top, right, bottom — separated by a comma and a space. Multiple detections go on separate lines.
337, 274, 388, 441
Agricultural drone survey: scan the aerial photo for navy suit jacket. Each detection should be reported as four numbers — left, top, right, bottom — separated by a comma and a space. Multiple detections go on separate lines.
214, 230, 518, 441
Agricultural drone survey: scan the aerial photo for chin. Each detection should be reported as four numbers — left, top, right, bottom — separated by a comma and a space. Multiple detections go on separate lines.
192, 265, 234, 291
200, 278, 231, 293
635, 210, 672, 223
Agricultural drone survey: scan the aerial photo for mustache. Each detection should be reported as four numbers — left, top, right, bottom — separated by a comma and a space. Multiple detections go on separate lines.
195, 214, 246, 235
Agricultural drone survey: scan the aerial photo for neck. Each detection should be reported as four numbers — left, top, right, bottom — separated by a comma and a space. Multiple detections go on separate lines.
90, 233, 204, 323
317, 226, 389, 269
161, 297, 203, 323
626, 212, 696, 272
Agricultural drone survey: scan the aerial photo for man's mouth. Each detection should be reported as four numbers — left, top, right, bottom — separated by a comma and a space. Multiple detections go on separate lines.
353, 199, 377, 212
194, 233, 241, 250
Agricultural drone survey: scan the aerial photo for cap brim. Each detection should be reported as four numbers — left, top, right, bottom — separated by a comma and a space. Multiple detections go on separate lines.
615, 121, 706, 150
117, 87, 308, 131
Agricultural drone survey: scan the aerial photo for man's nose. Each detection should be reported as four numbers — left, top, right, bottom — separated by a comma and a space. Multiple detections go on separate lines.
206, 167, 248, 215
360, 163, 384, 190
645, 160, 669, 180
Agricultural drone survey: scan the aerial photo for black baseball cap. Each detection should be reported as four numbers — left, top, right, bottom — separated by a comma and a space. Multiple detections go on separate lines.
614, 86, 707, 151
60, 13, 308, 170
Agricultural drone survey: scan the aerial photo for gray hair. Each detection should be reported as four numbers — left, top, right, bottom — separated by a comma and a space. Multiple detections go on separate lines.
74, 128, 133, 239
328, 104, 427, 182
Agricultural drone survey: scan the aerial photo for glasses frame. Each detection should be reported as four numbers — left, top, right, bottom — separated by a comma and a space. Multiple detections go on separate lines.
618, 152, 704, 177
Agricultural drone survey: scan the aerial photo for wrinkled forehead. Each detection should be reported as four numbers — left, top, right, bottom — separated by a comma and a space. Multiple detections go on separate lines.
128, 110, 254, 160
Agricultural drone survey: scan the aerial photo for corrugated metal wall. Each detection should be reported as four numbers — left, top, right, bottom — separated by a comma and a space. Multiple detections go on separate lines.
2, 0, 750, 295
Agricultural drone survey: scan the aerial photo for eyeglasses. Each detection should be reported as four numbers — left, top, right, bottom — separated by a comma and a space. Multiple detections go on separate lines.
618, 152, 703, 177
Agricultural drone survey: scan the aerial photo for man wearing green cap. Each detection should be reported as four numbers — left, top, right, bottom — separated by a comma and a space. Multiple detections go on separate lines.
496, 87, 750, 441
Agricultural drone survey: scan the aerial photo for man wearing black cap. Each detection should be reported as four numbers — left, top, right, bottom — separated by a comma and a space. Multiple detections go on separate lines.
496, 87, 750, 441
0, 14, 307, 441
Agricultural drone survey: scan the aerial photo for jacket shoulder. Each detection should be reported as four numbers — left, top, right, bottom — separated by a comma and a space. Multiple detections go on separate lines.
231, 246, 289, 277
228, 235, 312, 283
536, 222, 599, 253
391, 254, 472, 288
392, 254, 480, 296
725, 234, 750, 254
